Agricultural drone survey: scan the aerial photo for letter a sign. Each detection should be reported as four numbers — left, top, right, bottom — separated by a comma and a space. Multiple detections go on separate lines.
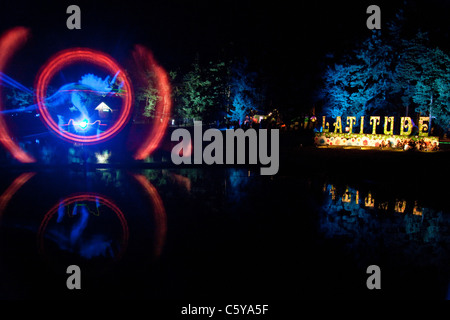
66, 5, 81, 30
66, 265, 81, 290
366, 5, 381, 30
366, 265, 381, 290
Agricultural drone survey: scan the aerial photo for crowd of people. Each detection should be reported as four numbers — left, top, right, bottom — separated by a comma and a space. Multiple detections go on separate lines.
380, 138, 439, 152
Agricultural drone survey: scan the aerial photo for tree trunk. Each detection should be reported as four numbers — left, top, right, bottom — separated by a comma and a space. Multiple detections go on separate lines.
429, 93, 433, 134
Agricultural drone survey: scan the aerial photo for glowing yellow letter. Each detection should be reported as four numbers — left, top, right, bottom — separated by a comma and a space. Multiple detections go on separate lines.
418, 117, 429, 137
400, 117, 412, 136
333, 116, 342, 134
383, 116, 394, 135
359, 116, 365, 134
346, 117, 356, 134
369, 116, 380, 134
322, 116, 330, 132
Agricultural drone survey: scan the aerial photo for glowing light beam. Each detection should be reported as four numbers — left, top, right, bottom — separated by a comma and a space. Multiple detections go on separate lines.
0, 72, 34, 94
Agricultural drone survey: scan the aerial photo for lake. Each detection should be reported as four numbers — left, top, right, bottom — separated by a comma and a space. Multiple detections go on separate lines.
1, 147, 449, 299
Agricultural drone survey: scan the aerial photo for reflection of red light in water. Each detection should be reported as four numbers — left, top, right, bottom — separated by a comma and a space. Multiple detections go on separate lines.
38, 193, 129, 260
0, 172, 35, 221
132, 45, 172, 160
133, 174, 167, 257
1, 172, 165, 260
35, 48, 133, 144
0, 27, 35, 163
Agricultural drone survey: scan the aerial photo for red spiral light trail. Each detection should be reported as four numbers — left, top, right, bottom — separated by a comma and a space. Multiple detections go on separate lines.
132, 45, 172, 160
35, 48, 134, 144
0, 27, 35, 163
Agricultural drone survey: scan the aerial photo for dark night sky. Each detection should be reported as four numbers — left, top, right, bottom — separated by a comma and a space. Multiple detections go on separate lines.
1, 0, 450, 113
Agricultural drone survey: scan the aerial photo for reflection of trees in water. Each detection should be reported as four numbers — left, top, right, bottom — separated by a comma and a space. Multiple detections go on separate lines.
139, 168, 256, 214
319, 184, 450, 268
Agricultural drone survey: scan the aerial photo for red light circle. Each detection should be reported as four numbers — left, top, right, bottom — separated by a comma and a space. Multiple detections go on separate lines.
35, 48, 133, 144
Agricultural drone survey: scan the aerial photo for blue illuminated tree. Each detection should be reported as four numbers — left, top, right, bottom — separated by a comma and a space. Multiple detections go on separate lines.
320, 30, 396, 119
228, 59, 261, 123
6, 88, 33, 108
317, 11, 450, 133
394, 33, 450, 131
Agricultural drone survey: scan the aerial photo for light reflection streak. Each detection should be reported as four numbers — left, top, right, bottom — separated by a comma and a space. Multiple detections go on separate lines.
133, 173, 167, 257
0, 172, 36, 221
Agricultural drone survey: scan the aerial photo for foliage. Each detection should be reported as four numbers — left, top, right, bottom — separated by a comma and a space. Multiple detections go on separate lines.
171, 59, 229, 123
135, 70, 160, 119
320, 30, 397, 119
175, 60, 213, 122
170, 56, 264, 125
395, 35, 450, 130
228, 59, 259, 123
6, 88, 33, 108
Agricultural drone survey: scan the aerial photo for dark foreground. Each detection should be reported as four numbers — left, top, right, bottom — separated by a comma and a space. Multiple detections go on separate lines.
0, 146, 449, 300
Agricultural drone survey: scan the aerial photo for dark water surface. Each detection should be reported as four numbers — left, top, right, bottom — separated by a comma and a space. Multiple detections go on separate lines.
1, 148, 450, 300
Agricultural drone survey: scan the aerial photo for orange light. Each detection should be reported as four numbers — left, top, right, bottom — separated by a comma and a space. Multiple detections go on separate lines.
132, 45, 172, 160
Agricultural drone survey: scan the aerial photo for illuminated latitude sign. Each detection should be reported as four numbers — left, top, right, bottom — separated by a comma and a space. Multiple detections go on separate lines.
314, 116, 439, 149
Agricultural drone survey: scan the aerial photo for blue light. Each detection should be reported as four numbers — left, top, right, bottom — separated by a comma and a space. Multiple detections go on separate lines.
79, 118, 89, 129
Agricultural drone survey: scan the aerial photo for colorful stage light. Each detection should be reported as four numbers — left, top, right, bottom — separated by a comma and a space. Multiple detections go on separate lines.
35, 48, 134, 144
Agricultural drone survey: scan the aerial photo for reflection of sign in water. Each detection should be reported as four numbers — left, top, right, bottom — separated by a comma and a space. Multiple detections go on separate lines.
324, 184, 422, 214
320, 184, 447, 246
